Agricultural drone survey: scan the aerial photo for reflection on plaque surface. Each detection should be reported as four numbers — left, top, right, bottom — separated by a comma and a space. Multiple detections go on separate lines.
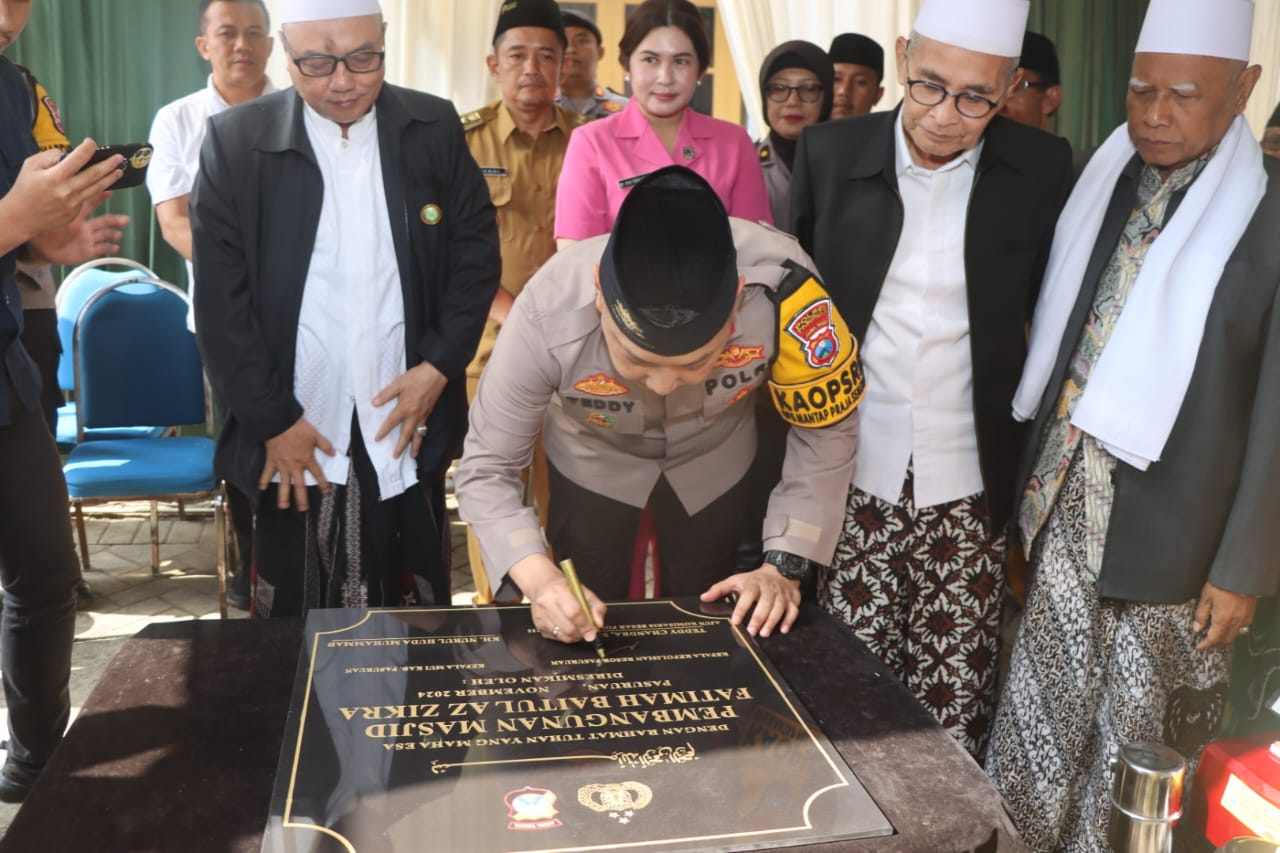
262, 600, 893, 852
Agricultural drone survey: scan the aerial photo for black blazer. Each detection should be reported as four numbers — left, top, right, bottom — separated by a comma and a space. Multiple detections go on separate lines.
1019, 154, 1280, 603
191, 85, 500, 505
792, 108, 1073, 531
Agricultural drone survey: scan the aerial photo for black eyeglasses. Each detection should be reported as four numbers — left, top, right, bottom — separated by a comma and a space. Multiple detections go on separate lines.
905, 75, 999, 119
765, 82, 824, 104
281, 34, 385, 78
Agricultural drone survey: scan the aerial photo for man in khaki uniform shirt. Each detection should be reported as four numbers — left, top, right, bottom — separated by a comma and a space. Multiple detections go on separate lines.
463, 0, 586, 399
456, 167, 863, 643
462, 0, 587, 596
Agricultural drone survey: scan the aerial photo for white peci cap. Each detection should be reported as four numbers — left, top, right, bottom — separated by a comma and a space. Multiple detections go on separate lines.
279, 0, 383, 25
1135, 0, 1254, 62
913, 0, 1030, 58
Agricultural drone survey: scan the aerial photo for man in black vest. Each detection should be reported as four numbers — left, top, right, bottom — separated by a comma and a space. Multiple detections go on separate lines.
792, 0, 1072, 757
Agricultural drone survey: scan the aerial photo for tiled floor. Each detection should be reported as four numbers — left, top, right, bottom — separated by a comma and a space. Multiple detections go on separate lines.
0, 497, 478, 836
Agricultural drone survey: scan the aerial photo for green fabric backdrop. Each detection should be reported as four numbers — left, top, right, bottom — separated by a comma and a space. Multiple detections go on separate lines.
9, 1, 209, 290
1030, 0, 1151, 154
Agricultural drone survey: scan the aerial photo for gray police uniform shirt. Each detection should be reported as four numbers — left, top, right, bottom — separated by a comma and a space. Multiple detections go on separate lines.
456, 218, 862, 590
757, 140, 794, 235
555, 84, 629, 121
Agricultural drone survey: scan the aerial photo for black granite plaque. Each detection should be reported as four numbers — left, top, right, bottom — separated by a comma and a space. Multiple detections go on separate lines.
262, 600, 893, 852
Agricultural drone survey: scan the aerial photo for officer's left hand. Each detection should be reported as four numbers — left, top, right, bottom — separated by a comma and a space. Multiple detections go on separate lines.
700, 564, 800, 638
373, 361, 447, 460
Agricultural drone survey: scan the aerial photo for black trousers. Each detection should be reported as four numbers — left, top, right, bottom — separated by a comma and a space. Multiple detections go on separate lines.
19, 308, 61, 434
545, 463, 753, 601
252, 419, 449, 618
0, 397, 80, 770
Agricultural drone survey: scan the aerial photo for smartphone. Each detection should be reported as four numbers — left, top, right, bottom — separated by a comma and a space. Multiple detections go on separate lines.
76, 142, 153, 189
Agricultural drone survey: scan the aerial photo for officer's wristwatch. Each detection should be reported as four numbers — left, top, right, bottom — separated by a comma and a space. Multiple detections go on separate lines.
763, 550, 819, 587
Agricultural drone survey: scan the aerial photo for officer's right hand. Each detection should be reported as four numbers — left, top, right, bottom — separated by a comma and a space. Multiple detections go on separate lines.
259, 417, 335, 512
2, 139, 125, 243
510, 554, 607, 645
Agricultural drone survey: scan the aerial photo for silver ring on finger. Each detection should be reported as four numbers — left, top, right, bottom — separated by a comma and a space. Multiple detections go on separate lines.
1240, 626, 1251, 635
551, 625, 560, 637
414, 425, 429, 437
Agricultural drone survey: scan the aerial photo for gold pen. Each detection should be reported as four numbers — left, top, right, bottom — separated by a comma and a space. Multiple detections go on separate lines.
559, 558, 606, 659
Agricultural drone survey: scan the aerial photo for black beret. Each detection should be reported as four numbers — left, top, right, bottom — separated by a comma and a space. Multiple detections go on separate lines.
1019, 31, 1060, 86
828, 33, 884, 80
494, 0, 567, 47
561, 9, 602, 44
599, 167, 738, 357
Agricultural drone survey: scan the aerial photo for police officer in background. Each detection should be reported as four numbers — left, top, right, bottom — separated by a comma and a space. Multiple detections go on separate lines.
756, 40, 833, 234
555, 9, 627, 120
456, 166, 863, 643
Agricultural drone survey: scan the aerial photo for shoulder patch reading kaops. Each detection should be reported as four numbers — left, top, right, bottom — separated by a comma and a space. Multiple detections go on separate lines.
769, 275, 864, 428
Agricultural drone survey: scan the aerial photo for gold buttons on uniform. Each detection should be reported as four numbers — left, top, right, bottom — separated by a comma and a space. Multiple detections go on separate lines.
421, 204, 442, 225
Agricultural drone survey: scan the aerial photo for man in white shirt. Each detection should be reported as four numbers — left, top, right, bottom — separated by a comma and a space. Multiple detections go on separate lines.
147, 0, 274, 609
149, 0, 275, 308
792, 0, 1073, 758
190, 0, 499, 617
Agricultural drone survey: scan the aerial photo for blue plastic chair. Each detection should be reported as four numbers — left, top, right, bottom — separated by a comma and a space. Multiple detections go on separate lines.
54, 258, 167, 451
61, 277, 230, 617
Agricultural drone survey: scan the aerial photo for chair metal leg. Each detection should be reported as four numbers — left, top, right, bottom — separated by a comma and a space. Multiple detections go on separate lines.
73, 501, 91, 573
176, 499, 186, 521
149, 500, 160, 574
215, 486, 228, 619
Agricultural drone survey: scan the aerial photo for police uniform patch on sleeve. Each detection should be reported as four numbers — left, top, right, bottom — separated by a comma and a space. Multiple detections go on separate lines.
769, 271, 864, 428
602, 101, 623, 114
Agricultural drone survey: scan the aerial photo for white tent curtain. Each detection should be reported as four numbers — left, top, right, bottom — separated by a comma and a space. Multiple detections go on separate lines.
718, 0, 920, 138
269, 0, 1276, 142
263, 0, 500, 112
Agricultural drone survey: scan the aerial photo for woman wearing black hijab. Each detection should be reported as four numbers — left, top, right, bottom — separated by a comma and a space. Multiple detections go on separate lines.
756, 40, 834, 233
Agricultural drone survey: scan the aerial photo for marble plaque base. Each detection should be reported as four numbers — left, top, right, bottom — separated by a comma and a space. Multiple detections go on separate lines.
262, 600, 892, 852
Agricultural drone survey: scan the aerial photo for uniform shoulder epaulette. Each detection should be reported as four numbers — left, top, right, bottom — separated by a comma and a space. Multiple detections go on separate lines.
602, 100, 623, 114
460, 107, 490, 131
759, 144, 772, 163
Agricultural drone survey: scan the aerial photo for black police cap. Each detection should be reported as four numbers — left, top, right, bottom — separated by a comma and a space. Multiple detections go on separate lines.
493, 0, 567, 48
599, 166, 738, 357
560, 9, 602, 45
828, 33, 884, 80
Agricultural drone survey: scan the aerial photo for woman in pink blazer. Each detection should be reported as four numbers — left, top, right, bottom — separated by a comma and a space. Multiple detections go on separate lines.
555, 0, 772, 245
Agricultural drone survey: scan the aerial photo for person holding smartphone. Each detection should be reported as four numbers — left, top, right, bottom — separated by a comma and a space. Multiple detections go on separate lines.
0, 57, 128, 816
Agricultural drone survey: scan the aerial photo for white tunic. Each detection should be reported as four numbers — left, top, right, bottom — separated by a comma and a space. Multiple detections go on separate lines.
145, 74, 278, 330
292, 103, 416, 499
851, 112, 984, 508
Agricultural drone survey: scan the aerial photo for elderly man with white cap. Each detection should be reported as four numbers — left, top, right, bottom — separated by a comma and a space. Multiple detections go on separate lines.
791, 0, 1072, 758
986, 0, 1276, 847
190, 0, 500, 617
